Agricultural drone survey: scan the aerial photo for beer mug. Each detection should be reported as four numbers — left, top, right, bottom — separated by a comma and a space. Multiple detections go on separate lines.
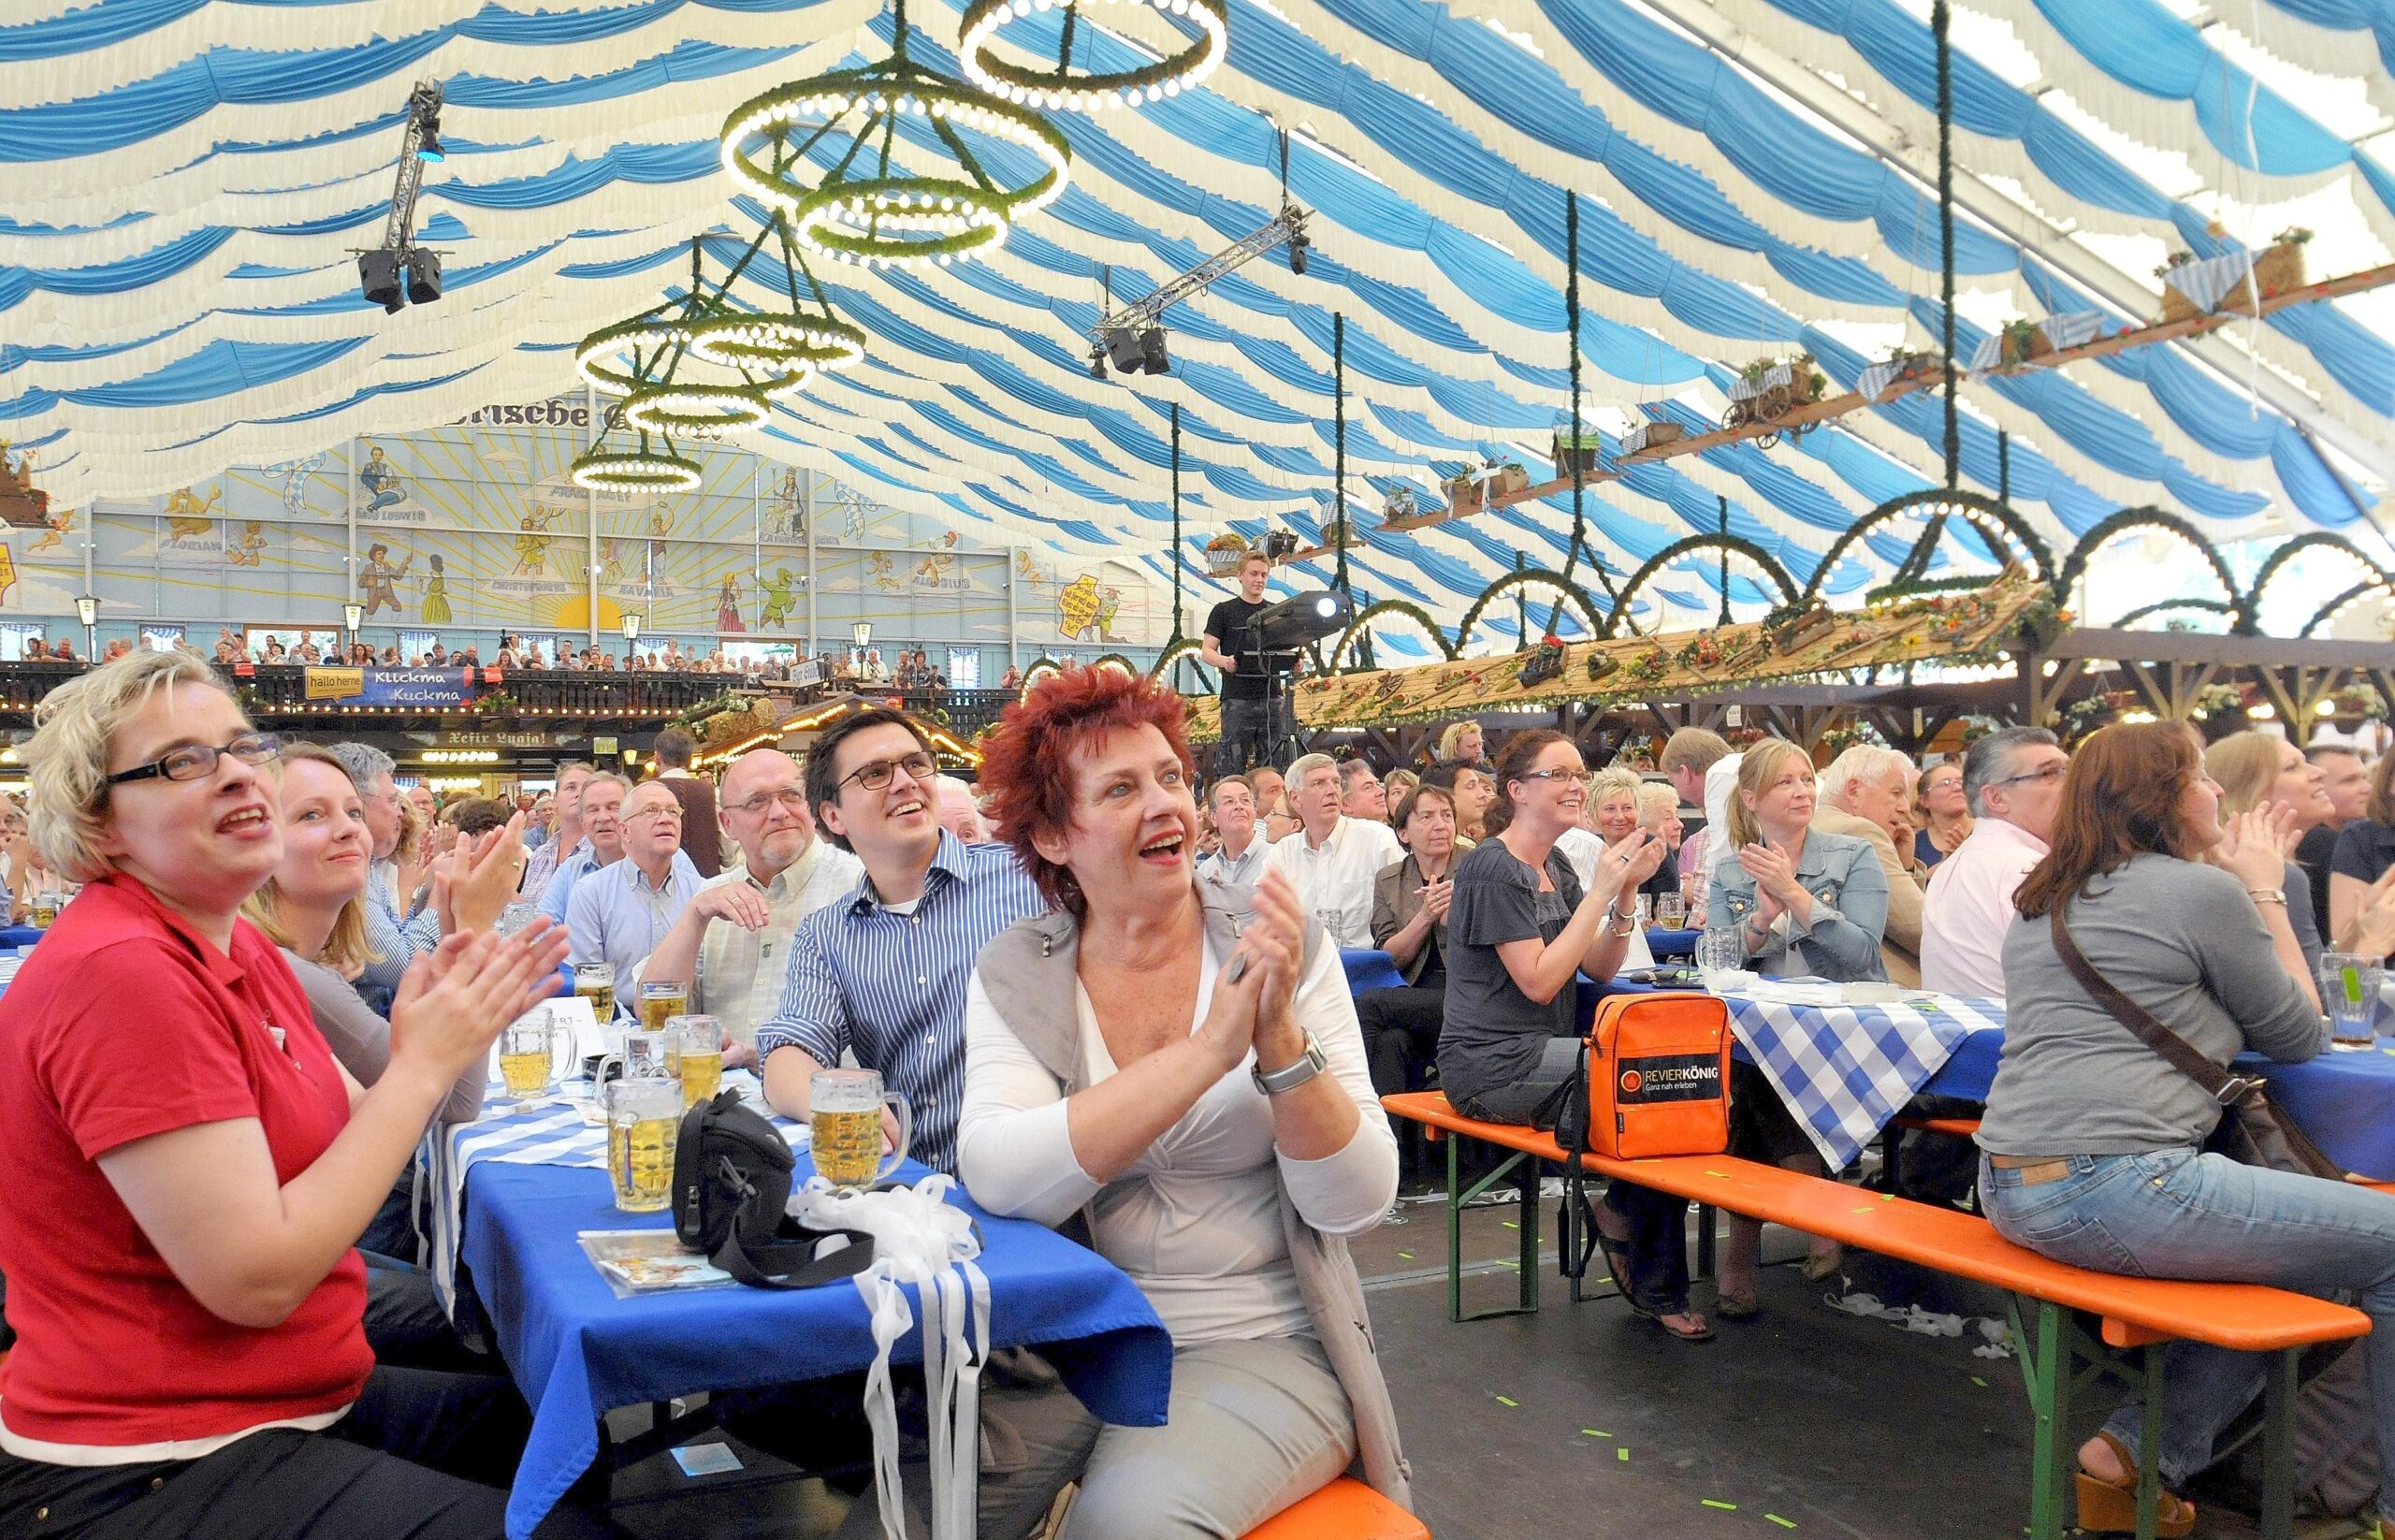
639, 981, 689, 1035
809, 1068, 911, 1188
598, 1027, 673, 1086
498, 1006, 565, 1098
573, 962, 617, 1024
1654, 893, 1688, 930
602, 1075, 681, 1213
668, 1014, 725, 1111
1696, 926, 1747, 981
31, 891, 61, 928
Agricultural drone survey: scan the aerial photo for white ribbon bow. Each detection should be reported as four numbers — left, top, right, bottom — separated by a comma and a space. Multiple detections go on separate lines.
791, 1175, 992, 1540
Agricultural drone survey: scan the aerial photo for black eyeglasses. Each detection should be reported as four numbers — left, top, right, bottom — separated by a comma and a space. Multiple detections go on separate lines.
1992, 764, 2068, 789
837, 750, 937, 794
106, 732, 283, 787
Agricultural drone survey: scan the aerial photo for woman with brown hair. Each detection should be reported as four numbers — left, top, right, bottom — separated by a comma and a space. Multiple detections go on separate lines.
1977, 721, 2395, 1537
959, 667, 1405, 1536
1432, 730, 1705, 1340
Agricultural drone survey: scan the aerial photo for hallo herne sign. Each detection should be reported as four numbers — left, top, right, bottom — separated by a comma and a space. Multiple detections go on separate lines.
304, 667, 478, 707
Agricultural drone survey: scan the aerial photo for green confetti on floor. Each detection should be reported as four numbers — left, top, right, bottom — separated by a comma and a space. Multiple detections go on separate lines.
1765, 1515, 1797, 1529
1971, 1375, 1988, 1387
1502, 1220, 1519, 1229
1580, 1429, 1612, 1439
1617, 1447, 1630, 1462
1493, 1394, 1517, 1407
1497, 1259, 1520, 1269
1397, 1251, 1414, 1260
1701, 1499, 1737, 1511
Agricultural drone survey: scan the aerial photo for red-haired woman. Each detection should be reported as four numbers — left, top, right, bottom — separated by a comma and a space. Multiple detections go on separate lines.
959, 667, 1407, 1538
1979, 721, 2395, 1538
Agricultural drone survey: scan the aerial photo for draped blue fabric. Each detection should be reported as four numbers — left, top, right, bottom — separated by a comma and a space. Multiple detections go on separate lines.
8, 0, 2392, 625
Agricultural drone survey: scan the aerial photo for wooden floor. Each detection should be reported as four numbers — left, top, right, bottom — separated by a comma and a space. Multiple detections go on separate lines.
599, 1201, 2325, 1539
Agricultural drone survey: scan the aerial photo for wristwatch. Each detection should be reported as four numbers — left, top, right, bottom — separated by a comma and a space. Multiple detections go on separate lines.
1253, 1034, 1328, 1096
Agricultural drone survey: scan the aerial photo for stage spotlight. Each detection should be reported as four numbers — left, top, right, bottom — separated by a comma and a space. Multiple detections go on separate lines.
358, 250, 406, 313
1287, 228, 1311, 276
1249, 587, 1351, 651
405, 248, 443, 304
1088, 346, 1108, 380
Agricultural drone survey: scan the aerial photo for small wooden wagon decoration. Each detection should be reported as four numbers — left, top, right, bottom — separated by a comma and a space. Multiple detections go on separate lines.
1723, 355, 1826, 448
1769, 600, 1837, 656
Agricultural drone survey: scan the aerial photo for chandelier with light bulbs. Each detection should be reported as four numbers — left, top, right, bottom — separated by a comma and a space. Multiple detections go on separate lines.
719, 0, 1071, 270
958, 0, 1227, 113
570, 427, 705, 493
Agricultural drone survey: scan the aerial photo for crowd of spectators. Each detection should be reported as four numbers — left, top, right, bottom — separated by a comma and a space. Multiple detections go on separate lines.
16, 641, 2395, 1538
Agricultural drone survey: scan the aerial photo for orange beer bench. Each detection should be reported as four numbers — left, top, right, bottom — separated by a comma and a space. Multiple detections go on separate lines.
1240, 1477, 1428, 1540
1381, 1090, 2368, 1540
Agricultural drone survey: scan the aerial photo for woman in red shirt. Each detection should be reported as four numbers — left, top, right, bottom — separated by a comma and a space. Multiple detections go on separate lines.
0, 651, 580, 1539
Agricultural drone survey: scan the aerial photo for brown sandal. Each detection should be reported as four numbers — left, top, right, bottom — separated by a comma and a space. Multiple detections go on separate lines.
2073, 1431, 2196, 1538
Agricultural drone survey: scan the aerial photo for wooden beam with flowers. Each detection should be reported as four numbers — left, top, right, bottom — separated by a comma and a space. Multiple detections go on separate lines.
1179, 574, 2059, 741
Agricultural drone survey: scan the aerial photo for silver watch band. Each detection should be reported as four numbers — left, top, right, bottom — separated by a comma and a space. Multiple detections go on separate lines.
1252, 1034, 1328, 1096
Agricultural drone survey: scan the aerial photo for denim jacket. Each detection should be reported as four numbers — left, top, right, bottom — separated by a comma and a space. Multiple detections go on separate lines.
1706, 828, 1890, 982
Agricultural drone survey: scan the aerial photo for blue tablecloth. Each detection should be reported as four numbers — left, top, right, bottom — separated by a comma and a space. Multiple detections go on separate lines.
1720, 991, 2003, 1170
0, 925, 43, 949
1646, 927, 1700, 958
458, 1155, 1173, 1538
1339, 948, 1404, 995
1881, 1005, 2395, 1181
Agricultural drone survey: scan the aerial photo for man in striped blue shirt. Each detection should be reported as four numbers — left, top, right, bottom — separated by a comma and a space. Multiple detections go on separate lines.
757, 708, 1041, 1174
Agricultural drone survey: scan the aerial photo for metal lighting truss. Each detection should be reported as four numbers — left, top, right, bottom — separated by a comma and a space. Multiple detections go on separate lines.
1084, 202, 1311, 344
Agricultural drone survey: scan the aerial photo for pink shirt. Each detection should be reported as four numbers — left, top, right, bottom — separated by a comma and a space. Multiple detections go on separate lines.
1919, 818, 2049, 998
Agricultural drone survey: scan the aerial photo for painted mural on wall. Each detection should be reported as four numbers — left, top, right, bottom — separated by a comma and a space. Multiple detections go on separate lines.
12, 413, 1163, 658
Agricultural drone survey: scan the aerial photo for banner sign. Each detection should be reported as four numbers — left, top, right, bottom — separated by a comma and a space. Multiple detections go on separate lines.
305, 666, 477, 707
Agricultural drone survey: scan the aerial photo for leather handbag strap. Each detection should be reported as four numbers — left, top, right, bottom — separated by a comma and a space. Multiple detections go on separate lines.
715, 1203, 878, 1290
2048, 905, 2252, 1103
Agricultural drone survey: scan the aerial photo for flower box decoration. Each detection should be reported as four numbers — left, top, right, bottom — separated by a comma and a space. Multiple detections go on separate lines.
1443, 459, 1530, 515
1517, 634, 1569, 689
1204, 531, 1254, 577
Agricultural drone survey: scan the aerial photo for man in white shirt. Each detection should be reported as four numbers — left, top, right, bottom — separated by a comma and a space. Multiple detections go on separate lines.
1197, 774, 1269, 888
632, 748, 863, 1062
566, 780, 703, 982
1662, 727, 1739, 890
1265, 752, 1401, 948
1920, 726, 2070, 997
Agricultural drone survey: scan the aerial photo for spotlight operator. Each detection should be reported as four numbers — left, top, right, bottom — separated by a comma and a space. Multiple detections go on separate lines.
1200, 549, 1290, 777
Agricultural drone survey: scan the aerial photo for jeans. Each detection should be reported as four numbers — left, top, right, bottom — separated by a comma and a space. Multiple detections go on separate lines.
1981, 1148, 2395, 1518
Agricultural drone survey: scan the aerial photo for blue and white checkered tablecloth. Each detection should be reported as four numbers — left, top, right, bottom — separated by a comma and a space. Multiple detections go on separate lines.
1722, 988, 2004, 1171
422, 1074, 805, 1323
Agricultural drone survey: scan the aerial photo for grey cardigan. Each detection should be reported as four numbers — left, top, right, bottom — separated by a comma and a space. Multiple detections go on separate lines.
974, 884, 1413, 1507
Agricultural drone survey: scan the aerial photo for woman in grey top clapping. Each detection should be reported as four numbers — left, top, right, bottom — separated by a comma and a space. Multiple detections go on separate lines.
1978, 721, 2395, 1539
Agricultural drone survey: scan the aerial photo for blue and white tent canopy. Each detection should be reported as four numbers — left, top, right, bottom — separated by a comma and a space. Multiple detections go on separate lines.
6, 0, 2394, 639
